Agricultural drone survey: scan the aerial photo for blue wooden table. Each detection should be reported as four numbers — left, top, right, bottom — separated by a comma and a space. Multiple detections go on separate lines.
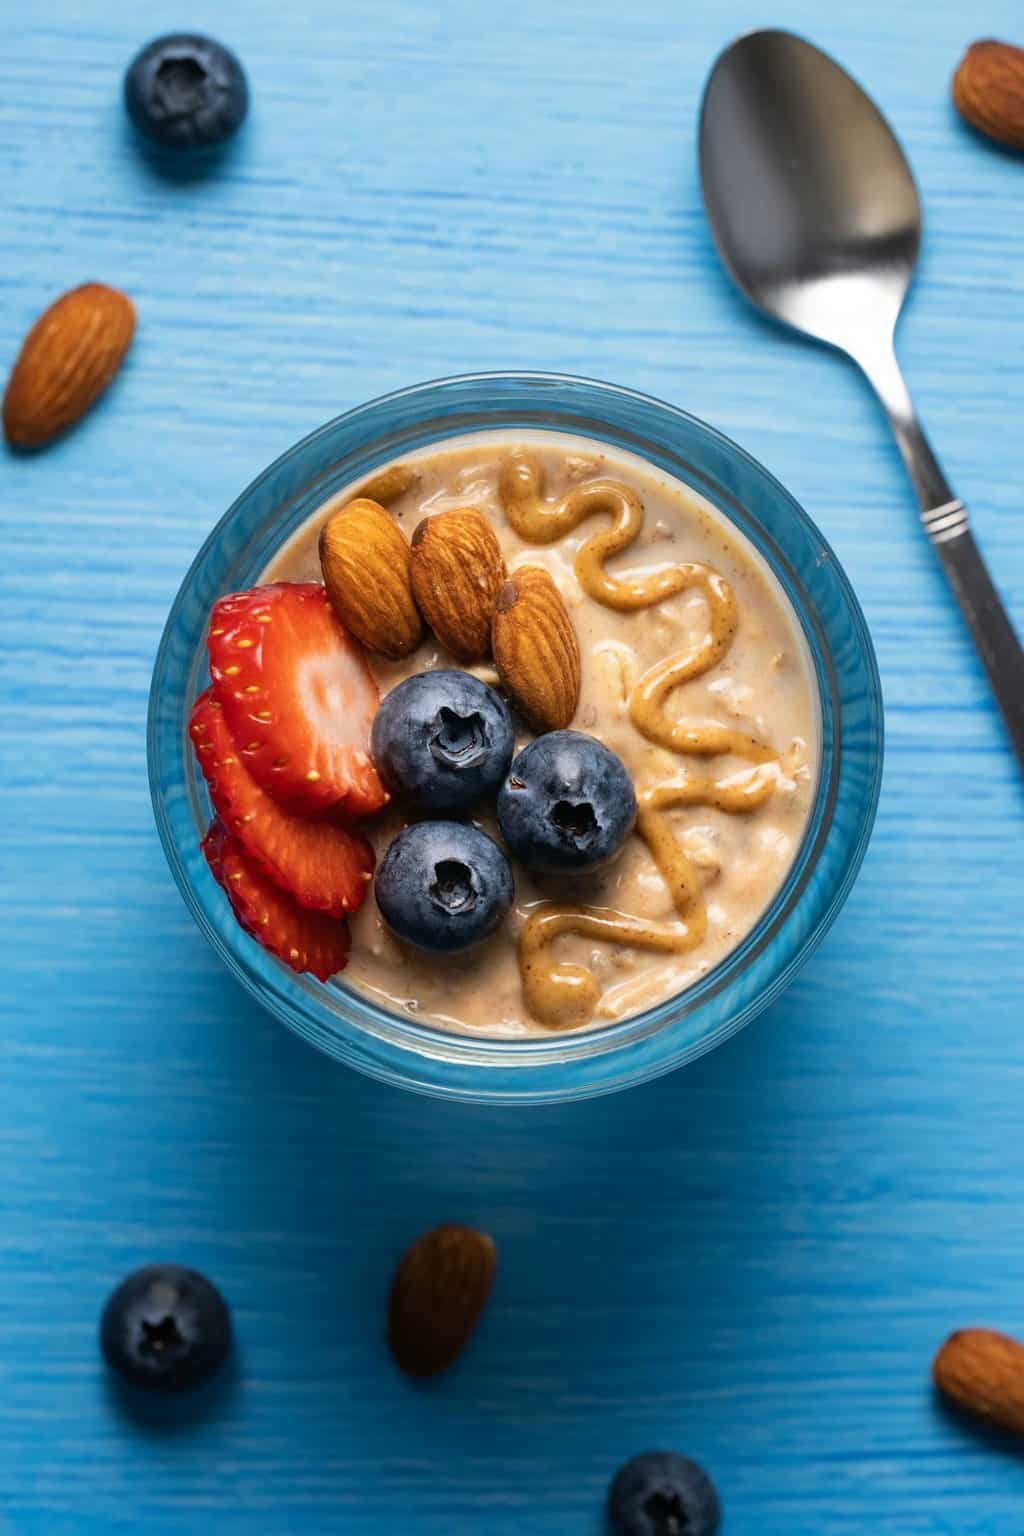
3, 1, 1023, 1530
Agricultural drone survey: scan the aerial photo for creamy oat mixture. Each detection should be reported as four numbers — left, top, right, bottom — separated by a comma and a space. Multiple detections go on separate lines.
262, 432, 819, 1037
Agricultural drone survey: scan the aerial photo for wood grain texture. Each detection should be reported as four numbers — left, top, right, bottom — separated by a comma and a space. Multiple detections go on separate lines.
2, 0, 1024, 1530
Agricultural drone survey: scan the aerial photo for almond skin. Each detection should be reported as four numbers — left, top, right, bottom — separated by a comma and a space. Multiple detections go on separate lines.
319, 497, 422, 659
933, 1328, 1024, 1435
410, 507, 506, 662
492, 565, 581, 732
3, 283, 136, 450
953, 40, 1024, 151
388, 1224, 497, 1378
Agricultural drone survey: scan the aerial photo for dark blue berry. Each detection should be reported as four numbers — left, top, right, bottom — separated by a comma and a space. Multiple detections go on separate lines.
100, 1265, 231, 1392
124, 34, 248, 152
370, 671, 514, 814
497, 730, 636, 874
608, 1452, 721, 1536
375, 821, 513, 953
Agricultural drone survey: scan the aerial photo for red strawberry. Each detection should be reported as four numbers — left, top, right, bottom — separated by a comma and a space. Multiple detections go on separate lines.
208, 582, 387, 818
190, 688, 373, 917
202, 818, 227, 882
202, 820, 352, 982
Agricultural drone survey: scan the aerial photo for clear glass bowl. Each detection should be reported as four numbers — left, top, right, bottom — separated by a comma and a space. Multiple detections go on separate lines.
148, 373, 883, 1104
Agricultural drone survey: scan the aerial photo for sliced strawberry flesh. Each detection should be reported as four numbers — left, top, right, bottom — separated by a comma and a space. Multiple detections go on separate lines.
208, 582, 387, 818
202, 820, 352, 982
190, 688, 373, 917
202, 818, 228, 882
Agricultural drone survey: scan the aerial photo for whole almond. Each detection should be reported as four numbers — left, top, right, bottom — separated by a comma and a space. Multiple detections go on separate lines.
933, 1327, 1024, 1435
953, 40, 1024, 151
319, 498, 422, 659
410, 507, 506, 662
3, 283, 136, 449
388, 1223, 497, 1378
492, 565, 581, 732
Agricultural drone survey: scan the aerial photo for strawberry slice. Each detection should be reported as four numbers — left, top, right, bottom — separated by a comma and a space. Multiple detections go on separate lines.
208, 582, 387, 818
202, 818, 227, 883
202, 820, 352, 982
190, 688, 373, 917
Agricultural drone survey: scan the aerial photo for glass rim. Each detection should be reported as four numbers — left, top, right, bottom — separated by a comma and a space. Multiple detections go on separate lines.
148, 370, 884, 1101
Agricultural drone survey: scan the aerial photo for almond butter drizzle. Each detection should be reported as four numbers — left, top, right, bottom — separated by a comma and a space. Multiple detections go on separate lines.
499, 452, 783, 1030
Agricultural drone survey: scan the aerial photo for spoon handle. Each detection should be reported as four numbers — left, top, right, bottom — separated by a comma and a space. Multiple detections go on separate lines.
859, 343, 1024, 773
931, 527, 1024, 766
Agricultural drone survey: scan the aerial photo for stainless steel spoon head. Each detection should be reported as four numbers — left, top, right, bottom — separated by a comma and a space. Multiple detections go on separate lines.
699, 29, 922, 356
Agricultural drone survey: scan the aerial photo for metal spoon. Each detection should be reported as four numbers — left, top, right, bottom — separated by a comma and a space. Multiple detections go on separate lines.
700, 28, 1024, 771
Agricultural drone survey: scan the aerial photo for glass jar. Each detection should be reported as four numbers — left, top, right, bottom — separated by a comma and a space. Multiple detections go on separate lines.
148, 373, 883, 1103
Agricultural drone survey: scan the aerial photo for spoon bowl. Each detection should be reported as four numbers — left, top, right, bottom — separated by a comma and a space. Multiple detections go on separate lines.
700, 29, 920, 353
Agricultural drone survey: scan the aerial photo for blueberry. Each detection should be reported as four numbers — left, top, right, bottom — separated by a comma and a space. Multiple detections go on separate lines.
124, 34, 248, 152
497, 730, 636, 874
375, 821, 513, 953
608, 1452, 721, 1536
371, 670, 514, 814
100, 1264, 231, 1392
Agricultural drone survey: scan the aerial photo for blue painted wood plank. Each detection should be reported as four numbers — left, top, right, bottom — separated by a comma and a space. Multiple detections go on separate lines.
2, 0, 1024, 1531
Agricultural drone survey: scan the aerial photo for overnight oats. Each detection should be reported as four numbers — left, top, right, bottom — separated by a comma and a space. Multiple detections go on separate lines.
189, 432, 818, 1038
